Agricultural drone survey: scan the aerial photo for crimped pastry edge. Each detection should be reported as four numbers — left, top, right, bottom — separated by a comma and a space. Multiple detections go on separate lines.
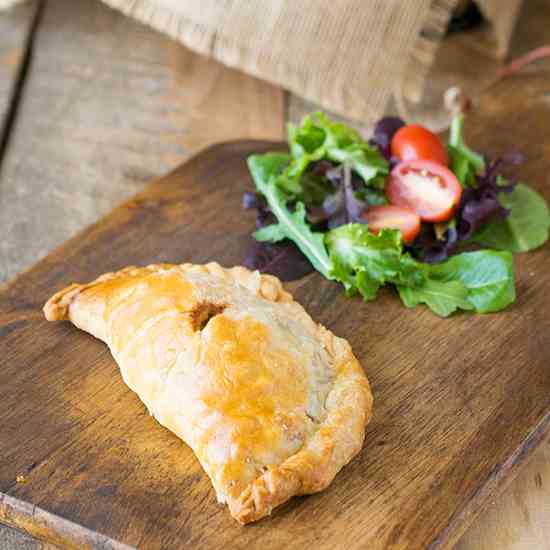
43, 262, 373, 524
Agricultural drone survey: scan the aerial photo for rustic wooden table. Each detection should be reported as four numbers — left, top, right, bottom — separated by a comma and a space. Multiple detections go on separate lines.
0, 0, 548, 548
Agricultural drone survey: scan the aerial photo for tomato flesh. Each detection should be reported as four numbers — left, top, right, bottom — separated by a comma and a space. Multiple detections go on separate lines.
362, 205, 421, 244
391, 124, 448, 165
386, 160, 462, 223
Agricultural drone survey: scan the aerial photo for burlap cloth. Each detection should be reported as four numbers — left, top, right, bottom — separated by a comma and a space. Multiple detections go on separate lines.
2, 0, 523, 122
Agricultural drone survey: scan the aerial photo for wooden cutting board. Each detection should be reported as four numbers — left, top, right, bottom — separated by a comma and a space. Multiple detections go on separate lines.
1, 74, 549, 550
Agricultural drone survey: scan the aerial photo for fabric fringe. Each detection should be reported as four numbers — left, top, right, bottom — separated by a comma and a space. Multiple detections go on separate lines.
100, 0, 442, 123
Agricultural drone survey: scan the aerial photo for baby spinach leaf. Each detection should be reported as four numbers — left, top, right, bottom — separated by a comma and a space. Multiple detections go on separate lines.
472, 184, 550, 252
398, 250, 515, 316
430, 250, 515, 313
398, 279, 472, 317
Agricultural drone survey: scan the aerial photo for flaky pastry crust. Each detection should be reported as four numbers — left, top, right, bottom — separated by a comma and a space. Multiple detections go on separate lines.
44, 262, 373, 523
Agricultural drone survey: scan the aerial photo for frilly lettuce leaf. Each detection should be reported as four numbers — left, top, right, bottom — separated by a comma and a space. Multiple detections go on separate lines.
284, 111, 388, 193
325, 224, 424, 301
326, 224, 515, 316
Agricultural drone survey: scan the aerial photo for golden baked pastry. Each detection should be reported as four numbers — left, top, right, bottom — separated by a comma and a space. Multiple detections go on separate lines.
44, 263, 373, 523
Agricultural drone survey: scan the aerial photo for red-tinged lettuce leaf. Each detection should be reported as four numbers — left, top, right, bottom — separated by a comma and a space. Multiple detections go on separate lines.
456, 157, 521, 240
457, 185, 509, 240
243, 239, 314, 281
324, 164, 368, 228
303, 162, 370, 228
369, 116, 404, 161
409, 223, 458, 264
242, 191, 278, 229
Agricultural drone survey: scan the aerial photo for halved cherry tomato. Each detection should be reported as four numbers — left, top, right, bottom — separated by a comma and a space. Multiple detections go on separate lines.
386, 160, 462, 223
391, 124, 448, 165
361, 205, 421, 244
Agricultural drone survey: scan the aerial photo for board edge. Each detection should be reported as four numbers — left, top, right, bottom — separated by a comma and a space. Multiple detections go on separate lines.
428, 409, 550, 549
1, 137, 548, 548
0, 492, 135, 550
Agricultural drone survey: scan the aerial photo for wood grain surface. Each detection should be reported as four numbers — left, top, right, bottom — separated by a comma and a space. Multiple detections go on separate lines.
273, 2, 550, 546
0, 1, 284, 548
1, 1, 549, 548
0, 0, 283, 284
0, 72, 549, 549
457, 438, 550, 550
0, 0, 40, 152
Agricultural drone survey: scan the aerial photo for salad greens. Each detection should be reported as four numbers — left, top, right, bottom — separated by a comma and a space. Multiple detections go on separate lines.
245, 111, 548, 317
249, 154, 332, 279
399, 250, 515, 316
447, 114, 485, 186
284, 112, 388, 194
326, 225, 424, 300
472, 183, 550, 252
447, 116, 550, 250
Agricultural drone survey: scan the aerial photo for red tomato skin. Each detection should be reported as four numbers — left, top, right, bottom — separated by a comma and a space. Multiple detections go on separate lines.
362, 205, 421, 244
391, 124, 449, 165
386, 160, 462, 223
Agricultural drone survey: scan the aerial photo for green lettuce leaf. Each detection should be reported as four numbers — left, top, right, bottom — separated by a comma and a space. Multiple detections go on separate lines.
398, 279, 472, 317
286, 112, 388, 190
472, 183, 550, 252
247, 152, 290, 190
431, 250, 515, 313
325, 224, 424, 301
248, 156, 332, 279
398, 250, 515, 316
447, 114, 485, 186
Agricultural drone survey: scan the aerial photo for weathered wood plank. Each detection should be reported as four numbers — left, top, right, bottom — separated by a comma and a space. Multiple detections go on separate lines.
0, 1, 39, 153
0, 2, 52, 548
442, 2, 550, 548
0, 0, 283, 285
0, 521, 48, 550
1, 0, 547, 547
457, 438, 550, 550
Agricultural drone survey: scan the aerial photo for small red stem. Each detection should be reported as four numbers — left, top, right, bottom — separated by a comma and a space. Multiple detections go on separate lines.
496, 45, 550, 79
